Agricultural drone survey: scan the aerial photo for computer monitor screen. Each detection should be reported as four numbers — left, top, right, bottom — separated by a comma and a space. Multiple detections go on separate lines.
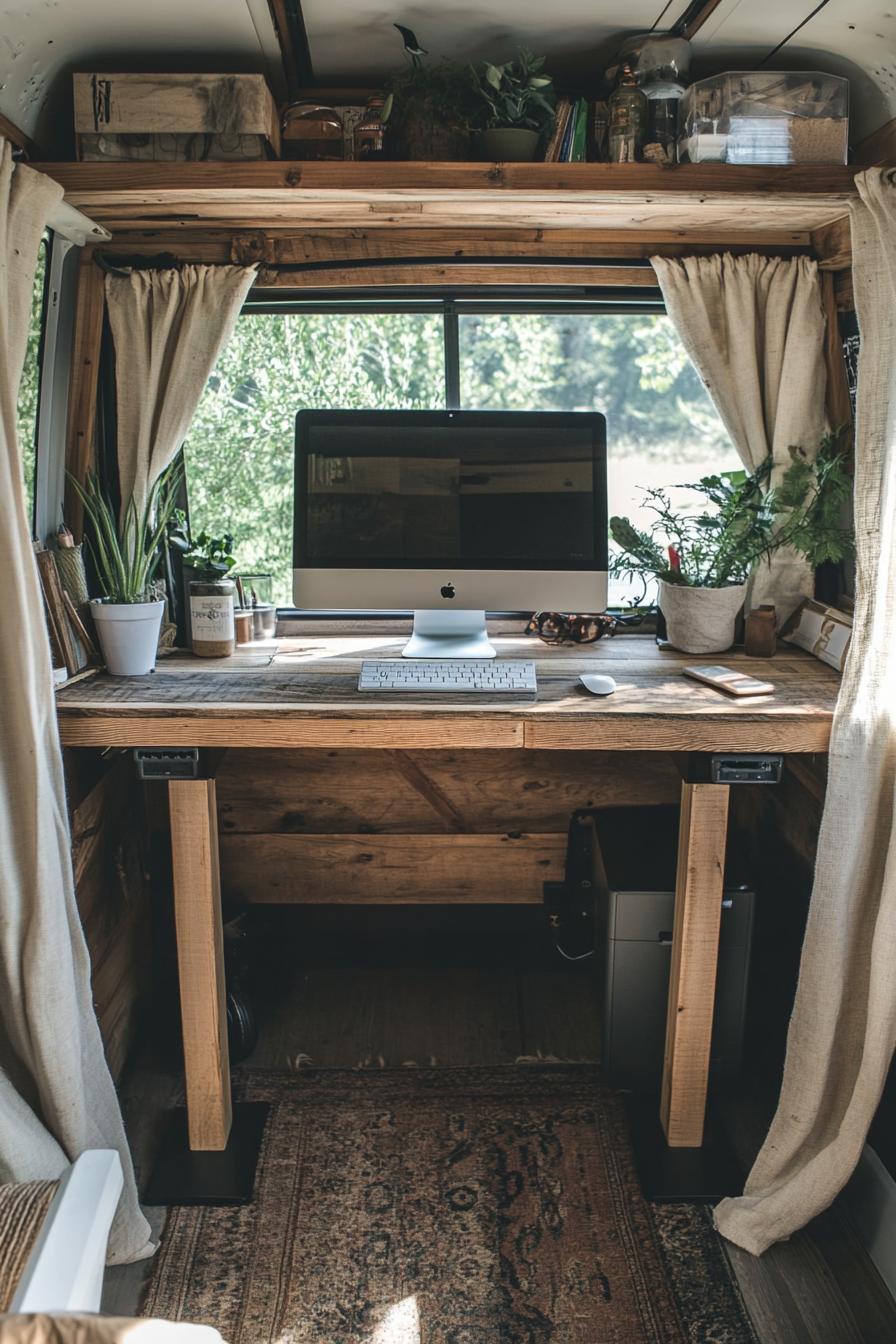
294, 410, 607, 655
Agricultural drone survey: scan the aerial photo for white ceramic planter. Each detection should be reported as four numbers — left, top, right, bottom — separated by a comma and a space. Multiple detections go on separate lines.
658, 580, 747, 655
91, 599, 165, 675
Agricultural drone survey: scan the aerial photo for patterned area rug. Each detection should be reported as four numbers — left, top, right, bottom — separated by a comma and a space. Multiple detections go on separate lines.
141, 1068, 755, 1343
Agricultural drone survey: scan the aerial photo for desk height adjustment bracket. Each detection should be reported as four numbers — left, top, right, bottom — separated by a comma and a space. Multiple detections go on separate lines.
672, 751, 783, 785
134, 747, 200, 780
134, 747, 230, 781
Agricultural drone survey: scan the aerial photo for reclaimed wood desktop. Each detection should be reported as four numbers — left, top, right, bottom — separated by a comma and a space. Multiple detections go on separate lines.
55, 632, 836, 1159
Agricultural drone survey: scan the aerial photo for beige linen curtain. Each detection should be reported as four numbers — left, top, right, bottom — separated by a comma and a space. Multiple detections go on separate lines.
715, 170, 896, 1254
0, 139, 152, 1263
105, 264, 256, 515
650, 253, 828, 618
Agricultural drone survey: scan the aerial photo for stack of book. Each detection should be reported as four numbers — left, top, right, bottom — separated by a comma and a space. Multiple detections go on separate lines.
544, 97, 589, 162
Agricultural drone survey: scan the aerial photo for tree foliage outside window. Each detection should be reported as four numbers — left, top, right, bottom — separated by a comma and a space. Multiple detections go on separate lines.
184, 308, 738, 606
16, 234, 48, 527
460, 312, 729, 456
184, 312, 443, 605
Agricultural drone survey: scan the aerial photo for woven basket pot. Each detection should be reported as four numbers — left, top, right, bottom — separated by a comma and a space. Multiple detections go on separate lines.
658, 579, 747, 655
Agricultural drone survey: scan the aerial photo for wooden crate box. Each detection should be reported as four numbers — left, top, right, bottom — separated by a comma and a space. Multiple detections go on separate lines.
73, 72, 280, 161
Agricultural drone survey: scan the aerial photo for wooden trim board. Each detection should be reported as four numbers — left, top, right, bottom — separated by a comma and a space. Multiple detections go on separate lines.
231, 227, 815, 265
253, 264, 660, 288
56, 714, 833, 753
63, 251, 105, 542
855, 118, 896, 167
34, 162, 859, 194
661, 781, 731, 1147
168, 780, 231, 1150
56, 717, 527, 749
0, 112, 43, 160
524, 718, 832, 753
220, 832, 568, 904
33, 162, 857, 235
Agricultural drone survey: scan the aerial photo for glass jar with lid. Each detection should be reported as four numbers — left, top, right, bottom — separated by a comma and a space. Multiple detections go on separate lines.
616, 32, 691, 165
608, 66, 649, 163
281, 102, 344, 161
617, 33, 691, 92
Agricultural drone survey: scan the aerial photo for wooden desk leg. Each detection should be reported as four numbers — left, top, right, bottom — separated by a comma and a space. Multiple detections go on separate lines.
169, 779, 232, 1151
660, 781, 730, 1148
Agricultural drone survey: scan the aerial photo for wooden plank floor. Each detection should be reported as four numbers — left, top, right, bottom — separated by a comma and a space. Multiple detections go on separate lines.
102, 922, 896, 1343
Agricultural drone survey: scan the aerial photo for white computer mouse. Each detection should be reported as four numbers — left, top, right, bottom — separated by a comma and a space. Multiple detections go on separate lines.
579, 673, 617, 696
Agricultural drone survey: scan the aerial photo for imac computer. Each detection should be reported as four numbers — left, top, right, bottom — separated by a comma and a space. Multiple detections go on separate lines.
293, 409, 608, 659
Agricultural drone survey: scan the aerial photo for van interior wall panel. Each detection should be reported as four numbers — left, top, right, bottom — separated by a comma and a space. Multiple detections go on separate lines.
67, 751, 151, 1081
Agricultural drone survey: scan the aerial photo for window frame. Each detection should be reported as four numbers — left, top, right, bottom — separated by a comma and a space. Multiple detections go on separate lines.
32, 233, 80, 546
242, 286, 667, 416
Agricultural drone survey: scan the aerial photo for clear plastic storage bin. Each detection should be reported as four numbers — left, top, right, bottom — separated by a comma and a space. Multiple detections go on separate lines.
678, 71, 848, 165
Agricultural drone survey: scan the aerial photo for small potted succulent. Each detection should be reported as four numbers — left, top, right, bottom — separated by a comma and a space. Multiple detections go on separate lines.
609, 438, 853, 654
469, 50, 557, 162
67, 464, 181, 675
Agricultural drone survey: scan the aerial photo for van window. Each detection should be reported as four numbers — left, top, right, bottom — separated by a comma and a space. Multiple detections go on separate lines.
183, 301, 737, 607
16, 232, 49, 530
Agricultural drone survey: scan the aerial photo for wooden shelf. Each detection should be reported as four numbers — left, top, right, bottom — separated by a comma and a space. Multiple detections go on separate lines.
35, 161, 856, 237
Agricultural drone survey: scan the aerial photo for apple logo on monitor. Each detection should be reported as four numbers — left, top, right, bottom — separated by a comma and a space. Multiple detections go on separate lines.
440, 582, 456, 599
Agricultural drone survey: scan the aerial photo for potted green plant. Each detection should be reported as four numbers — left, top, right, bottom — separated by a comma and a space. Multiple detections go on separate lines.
67, 464, 182, 675
381, 61, 479, 160
180, 530, 239, 658
609, 437, 853, 654
469, 50, 557, 162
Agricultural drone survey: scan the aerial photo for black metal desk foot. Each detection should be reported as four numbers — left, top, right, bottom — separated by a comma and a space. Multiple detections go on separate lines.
143, 1101, 269, 1206
625, 1095, 744, 1202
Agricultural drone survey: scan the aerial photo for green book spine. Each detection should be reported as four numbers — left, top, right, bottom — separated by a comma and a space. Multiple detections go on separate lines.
572, 98, 588, 162
560, 100, 577, 161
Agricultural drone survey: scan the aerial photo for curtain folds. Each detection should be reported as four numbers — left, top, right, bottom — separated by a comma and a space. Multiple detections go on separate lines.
105, 264, 257, 516
0, 139, 152, 1263
714, 171, 896, 1254
650, 253, 828, 618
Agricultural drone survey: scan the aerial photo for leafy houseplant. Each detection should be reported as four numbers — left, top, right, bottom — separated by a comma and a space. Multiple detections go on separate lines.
609, 439, 854, 653
67, 464, 182, 674
381, 61, 480, 161
181, 530, 237, 580
178, 528, 240, 657
469, 50, 557, 162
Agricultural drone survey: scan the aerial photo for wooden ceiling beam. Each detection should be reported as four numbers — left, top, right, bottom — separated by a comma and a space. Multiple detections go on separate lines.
855, 117, 896, 167
94, 227, 813, 269
265, 0, 313, 98
670, 0, 726, 41
811, 215, 851, 270
0, 111, 44, 160
230, 227, 813, 265
31, 161, 857, 236
33, 161, 859, 195
252, 264, 661, 288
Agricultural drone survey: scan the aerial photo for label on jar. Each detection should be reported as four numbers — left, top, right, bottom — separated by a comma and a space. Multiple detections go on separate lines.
190, 595, 235, 643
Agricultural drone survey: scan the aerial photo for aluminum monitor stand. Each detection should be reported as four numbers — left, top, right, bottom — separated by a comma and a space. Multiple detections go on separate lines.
402, 609, 496, 659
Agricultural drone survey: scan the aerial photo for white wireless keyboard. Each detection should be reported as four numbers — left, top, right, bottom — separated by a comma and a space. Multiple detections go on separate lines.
358, 659, 537, 693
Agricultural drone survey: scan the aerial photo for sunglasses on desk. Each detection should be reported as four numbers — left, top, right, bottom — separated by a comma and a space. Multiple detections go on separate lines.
526, 612, 617, 645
